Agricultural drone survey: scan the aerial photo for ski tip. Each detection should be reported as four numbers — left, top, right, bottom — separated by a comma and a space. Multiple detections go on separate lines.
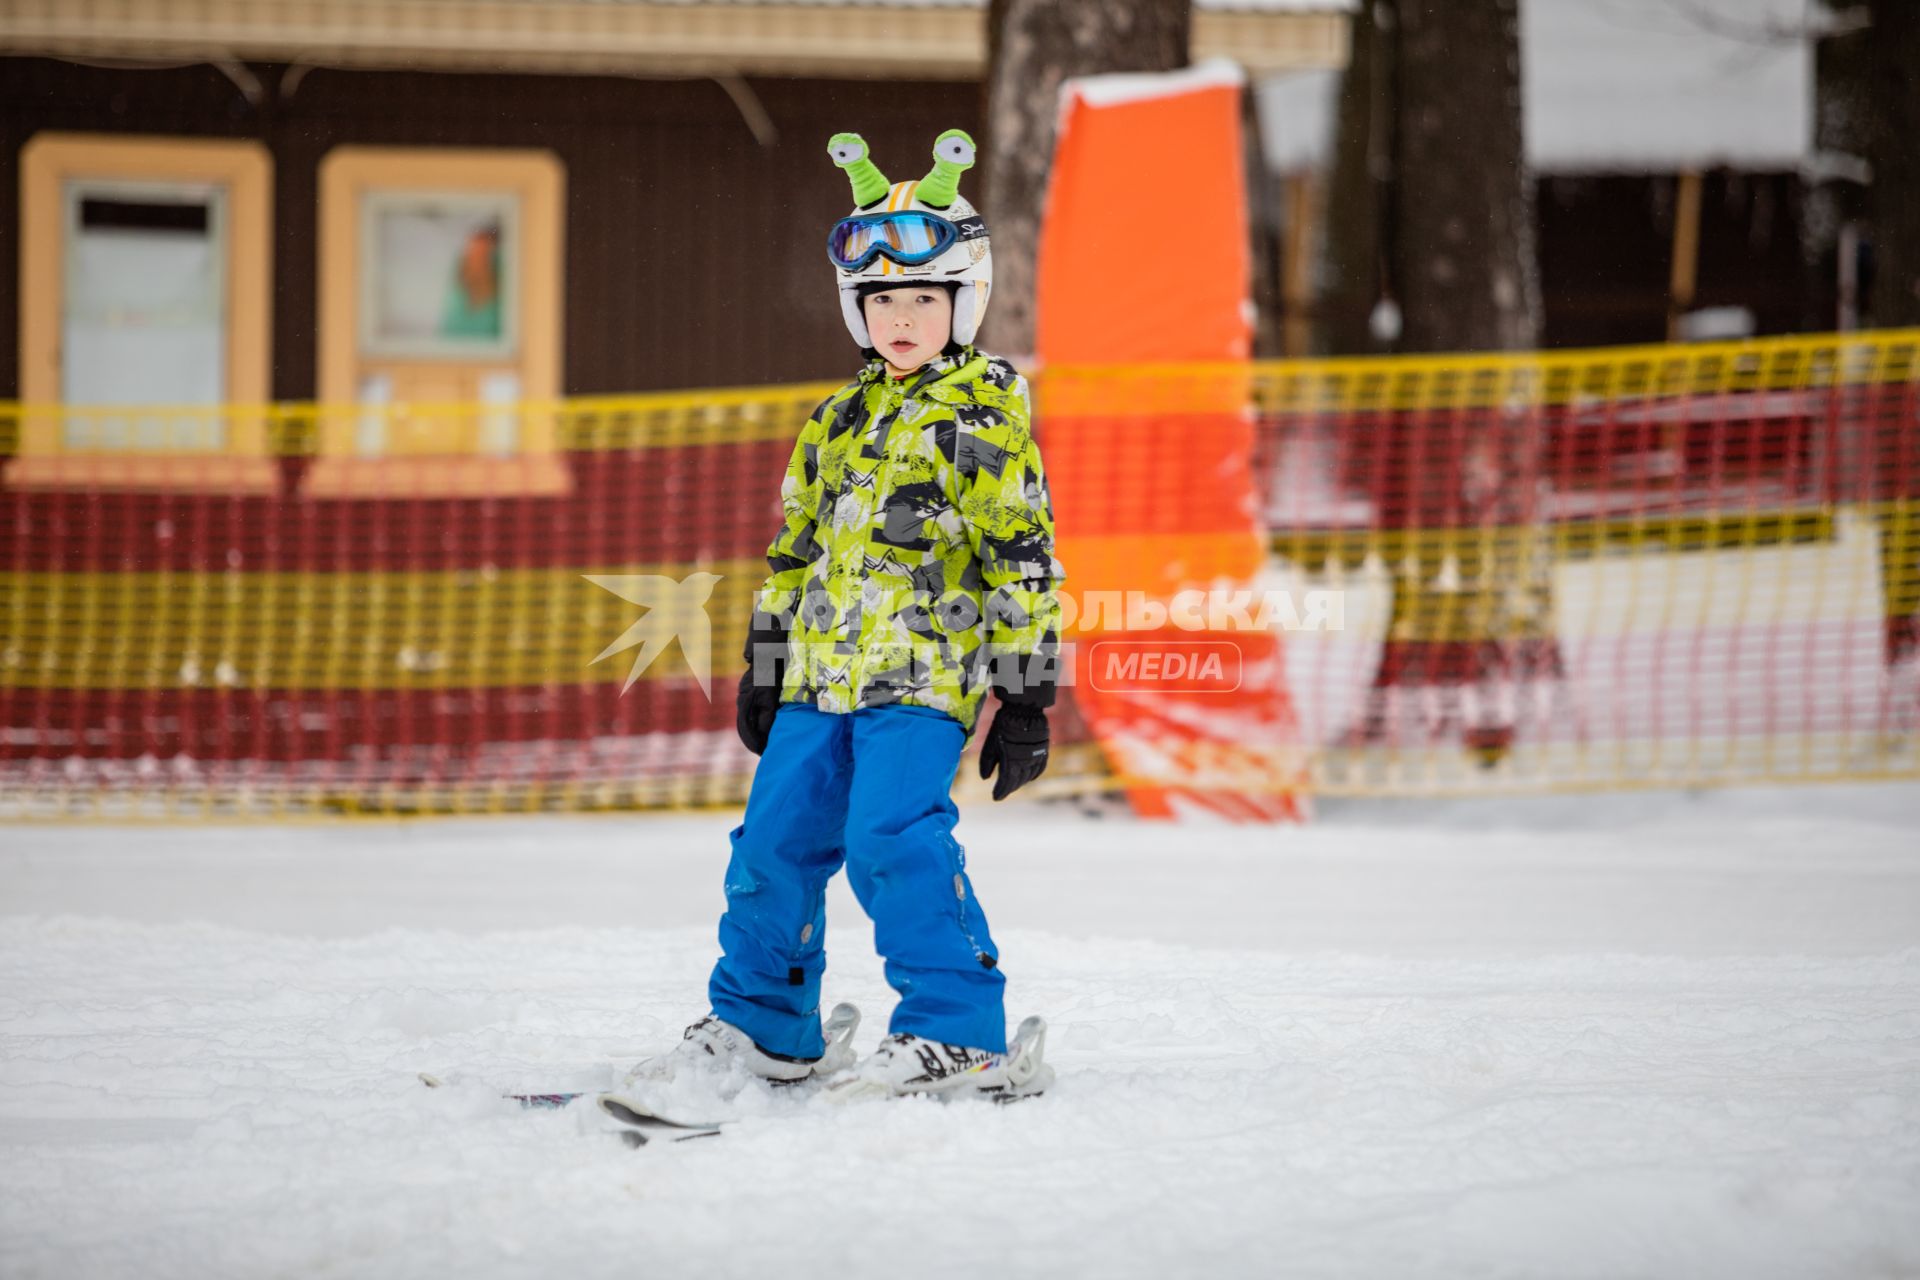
418, 1072, 445, 1089
598, 1094, 645, 1124
598, 1093, 728, 1133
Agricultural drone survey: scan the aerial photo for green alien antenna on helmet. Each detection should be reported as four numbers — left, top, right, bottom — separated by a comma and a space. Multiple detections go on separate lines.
917, 129, 976, 209
828, 133, 890, 208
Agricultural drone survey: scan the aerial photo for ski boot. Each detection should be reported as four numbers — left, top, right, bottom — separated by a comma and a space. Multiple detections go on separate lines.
623, 1002, 861, 1087
827, 1015, 1053, 1103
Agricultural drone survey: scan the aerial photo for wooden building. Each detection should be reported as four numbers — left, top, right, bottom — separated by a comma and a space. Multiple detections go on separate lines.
0, 0, 1351, 401
0, 0, 1349, 491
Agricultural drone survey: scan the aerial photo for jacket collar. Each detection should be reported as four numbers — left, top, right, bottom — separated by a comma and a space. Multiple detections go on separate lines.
861, 347, 984, 399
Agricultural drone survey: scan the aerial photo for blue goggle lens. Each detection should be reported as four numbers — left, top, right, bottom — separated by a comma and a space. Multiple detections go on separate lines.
827, 212, 959, 271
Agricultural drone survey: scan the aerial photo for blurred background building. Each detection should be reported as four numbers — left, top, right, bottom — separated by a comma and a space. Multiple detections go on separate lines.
2, 0, 1866, 401
0, 0, 1342, 413
1259, 0, 1823, 353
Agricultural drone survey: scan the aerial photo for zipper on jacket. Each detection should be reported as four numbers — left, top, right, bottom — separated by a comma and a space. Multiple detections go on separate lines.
844, 356, 992, 712
848, 380, 901, 699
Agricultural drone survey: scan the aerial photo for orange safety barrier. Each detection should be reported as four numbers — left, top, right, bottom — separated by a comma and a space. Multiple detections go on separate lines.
1037, 62, 1305, 822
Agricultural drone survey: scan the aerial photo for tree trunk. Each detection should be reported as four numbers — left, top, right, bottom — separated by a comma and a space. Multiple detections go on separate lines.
1860, 0, 1920, 671
1243, 86, 1288, 358
1806, 2, 1871, 331
981, 0, 1191, 356
1866, 0, 1920, 327
1322, 0, 1392, 355
1391, 0, 1539, 352
1343, 0, 1559, 763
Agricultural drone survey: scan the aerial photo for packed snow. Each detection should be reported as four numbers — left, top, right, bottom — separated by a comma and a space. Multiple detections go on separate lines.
3, 782, 1918, 1278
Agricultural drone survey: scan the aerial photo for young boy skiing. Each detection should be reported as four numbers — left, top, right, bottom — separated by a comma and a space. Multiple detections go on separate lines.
631, 129, 1066, 1100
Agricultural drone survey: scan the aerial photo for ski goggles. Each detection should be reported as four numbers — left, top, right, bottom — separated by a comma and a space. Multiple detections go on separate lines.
827, 210, 983, 272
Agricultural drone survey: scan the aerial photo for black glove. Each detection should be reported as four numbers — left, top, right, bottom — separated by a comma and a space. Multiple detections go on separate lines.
978, 702, 1049, 801
736, 669, 781, 756
736, 611, 788, 756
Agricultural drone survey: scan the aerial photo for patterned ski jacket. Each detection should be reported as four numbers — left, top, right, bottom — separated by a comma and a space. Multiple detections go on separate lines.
751, 348, 1066, 736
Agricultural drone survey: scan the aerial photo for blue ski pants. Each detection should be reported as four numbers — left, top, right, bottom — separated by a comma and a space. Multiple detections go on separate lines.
708, 701, 1007, 1057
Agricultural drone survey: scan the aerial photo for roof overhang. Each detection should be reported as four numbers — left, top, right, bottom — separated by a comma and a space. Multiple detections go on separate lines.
0, 0, 1349, 81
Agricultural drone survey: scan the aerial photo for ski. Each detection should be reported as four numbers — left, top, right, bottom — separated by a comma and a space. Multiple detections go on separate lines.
420, 1010, 1052, 1144
416, 1072, 724, 1147
417, 1072, 592, 1110
597, 1095, 727, 1143
416, 1003, 862, 1111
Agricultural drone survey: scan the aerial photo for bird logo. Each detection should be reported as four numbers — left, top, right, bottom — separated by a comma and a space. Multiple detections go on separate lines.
583, 571, 725, 697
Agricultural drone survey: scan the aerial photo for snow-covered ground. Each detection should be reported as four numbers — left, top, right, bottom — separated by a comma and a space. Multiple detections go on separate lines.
4, 784, 1919, 1279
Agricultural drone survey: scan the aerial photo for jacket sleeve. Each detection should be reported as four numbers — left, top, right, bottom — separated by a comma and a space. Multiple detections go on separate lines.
750, 395, 833, 636
955, 376, 1067, 705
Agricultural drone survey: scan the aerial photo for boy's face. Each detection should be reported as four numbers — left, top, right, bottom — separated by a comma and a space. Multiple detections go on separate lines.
863, 286, 954, 376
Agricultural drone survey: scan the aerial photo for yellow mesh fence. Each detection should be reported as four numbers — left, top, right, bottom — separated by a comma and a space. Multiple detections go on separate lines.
2, 329, 1916, 818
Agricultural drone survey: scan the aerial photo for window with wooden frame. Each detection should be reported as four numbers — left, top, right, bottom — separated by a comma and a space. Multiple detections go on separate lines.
305, 146, 569, 498
9, 132, 276, 493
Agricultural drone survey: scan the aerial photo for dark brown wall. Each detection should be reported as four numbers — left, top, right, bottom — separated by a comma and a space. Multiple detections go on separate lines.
1536, 171, 1820, 350
0, 57, 983, 399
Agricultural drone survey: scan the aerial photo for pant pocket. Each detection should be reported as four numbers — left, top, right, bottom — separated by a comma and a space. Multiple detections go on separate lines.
721, 824, 760, 898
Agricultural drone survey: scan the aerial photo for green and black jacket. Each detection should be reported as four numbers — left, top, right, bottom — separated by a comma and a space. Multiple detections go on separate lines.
751, 348, 1066, 736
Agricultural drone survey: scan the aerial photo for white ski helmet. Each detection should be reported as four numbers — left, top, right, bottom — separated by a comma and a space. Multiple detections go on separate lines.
826, 129, 993, 349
